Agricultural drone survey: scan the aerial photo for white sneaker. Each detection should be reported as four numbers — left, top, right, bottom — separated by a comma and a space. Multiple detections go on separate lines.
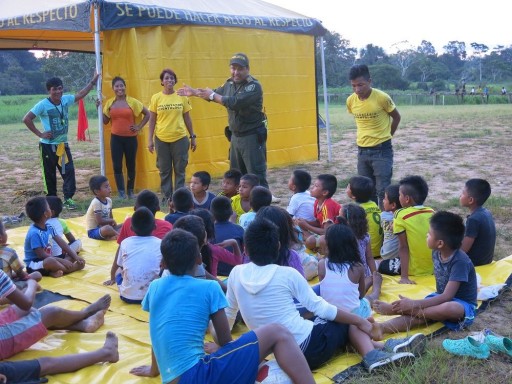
271, 195, 281, 204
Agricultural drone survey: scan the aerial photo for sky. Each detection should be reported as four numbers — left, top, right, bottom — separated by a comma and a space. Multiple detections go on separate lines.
265, 0, 511, 54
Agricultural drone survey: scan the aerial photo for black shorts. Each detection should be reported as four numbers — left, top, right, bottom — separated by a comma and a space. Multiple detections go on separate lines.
301, 317, 349, 369
0, 359, 46, 383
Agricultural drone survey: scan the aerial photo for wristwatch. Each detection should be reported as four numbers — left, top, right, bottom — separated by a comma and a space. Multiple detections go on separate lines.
209, 92, 216, 101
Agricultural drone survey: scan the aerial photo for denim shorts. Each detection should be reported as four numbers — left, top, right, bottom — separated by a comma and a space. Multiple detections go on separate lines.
425, 292, 477, 331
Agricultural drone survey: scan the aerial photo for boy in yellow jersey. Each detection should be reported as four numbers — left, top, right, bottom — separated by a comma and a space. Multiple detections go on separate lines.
231, 173, 259, 224
379, 175, 434, 284
346, 175, 383, 259
347, 64, 401, 209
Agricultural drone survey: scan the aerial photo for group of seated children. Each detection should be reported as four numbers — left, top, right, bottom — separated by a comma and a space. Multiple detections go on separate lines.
1, 165, 498, 382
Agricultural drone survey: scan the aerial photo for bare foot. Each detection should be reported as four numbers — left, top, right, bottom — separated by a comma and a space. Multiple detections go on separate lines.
366, 272, 383, 303
371, 320, 384, 341
83, 294, 111, 317
49, 270, 64, 278
102, 331, 119, 363
79, 310, 106, 333
373, 300, 396, 316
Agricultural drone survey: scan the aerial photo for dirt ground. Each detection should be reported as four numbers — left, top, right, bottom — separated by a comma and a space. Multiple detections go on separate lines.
2, 106, 512, 370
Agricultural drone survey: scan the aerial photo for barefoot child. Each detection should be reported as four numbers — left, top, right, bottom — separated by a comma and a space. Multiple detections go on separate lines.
130, 228, 316, 384
24, 197, 85, 278
224, 217, 415, 373
372, 211, 477, 339
0, 269, 111, 359
319, 223, 382, 318
86, 175, 121, 240
0, 331, 119, 383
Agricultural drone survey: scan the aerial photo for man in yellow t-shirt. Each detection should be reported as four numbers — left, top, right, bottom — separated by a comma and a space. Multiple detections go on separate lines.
346, 64, 401, 209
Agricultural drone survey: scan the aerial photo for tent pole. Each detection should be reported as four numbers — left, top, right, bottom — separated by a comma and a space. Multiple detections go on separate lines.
93, 1, 105, 176
319, 36, 331, 162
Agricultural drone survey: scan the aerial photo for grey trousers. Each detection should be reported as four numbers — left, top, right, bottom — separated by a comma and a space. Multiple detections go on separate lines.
155, 135, 189, 198
230, 132, 269, 189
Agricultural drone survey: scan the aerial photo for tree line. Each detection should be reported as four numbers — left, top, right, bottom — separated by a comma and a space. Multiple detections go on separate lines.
316, 31, 512, 92
1, 33, 511, 96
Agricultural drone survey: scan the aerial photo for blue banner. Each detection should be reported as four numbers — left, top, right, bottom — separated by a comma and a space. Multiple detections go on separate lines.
100, 2, 326, 36
0, 2, 91, 32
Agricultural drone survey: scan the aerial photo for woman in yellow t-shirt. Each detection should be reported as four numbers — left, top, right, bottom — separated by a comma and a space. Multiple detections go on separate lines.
148, 69, 196, 203
102, 76, 149, 199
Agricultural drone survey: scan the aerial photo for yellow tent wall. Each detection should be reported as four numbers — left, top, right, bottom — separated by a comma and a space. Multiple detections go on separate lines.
101, 25, 318, 192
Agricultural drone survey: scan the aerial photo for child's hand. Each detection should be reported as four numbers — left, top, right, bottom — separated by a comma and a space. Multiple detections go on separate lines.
356, 317, 373, 336
204, 341, 220, 354
399, 277, 416, 285
217, 239, 236, 248
391, 295, 415, 313
103, 279, 116, 286
296, 218, 307, 229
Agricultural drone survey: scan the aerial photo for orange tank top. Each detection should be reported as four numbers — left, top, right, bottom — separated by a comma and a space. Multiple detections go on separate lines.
110, 107, 136, 137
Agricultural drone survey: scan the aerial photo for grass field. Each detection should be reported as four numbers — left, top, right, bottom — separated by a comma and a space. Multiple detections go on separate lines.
1, 101, 512, 383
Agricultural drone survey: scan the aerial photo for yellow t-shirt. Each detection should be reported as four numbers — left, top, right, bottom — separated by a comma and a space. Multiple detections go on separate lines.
359, 201, 383, 258
346, 88, 396, 147
149, 92, 192, 143
231, 194, 252, 225
393, 206, 435, 276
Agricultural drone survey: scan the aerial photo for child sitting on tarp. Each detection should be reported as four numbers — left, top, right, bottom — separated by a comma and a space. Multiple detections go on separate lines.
130, 228, 316, 384
113, 207, 162, 304
86, 175, 121, 240
459, 178, 496, 266
0, 220, 41, 289
46, 196, 82, 256
372, 211, 478, 338
24, 197, 84, 278
346, 175, 383, 259
378, 175, 435, 284
0, 269, 111, 360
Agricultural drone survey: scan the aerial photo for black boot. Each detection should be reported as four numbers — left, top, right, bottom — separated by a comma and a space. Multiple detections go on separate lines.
114, 173, 126, 199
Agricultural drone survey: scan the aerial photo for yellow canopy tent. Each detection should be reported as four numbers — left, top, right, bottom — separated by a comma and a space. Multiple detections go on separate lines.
0, 0, 328, 192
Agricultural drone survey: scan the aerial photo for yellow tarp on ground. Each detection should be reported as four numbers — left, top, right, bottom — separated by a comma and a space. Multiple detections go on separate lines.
4, 208, 512, 383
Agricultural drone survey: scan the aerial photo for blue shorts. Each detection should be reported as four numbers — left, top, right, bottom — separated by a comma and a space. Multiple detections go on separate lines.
88, 227, 105, 240
425, 292, 477, 331
179, 331, 260, 384
352, 298, 371, 318
0, 359, 46, 383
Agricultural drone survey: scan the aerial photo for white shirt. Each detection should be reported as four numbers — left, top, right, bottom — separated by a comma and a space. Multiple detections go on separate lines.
117, 236, 162, 300
287, 191, 316, 221
225, 263, 337, 345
